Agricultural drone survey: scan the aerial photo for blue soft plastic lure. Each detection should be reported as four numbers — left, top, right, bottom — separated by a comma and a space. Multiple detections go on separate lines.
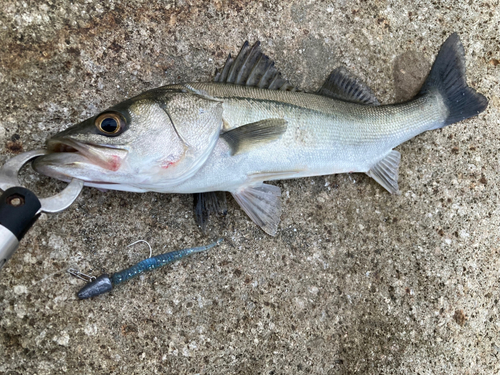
75, 239, 222, 299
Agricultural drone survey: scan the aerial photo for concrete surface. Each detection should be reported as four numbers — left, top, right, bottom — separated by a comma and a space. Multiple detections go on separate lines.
1, 1, 499, 374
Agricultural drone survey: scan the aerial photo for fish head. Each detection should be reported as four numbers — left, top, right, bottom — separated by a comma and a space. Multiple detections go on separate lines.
33, 86, 223, 191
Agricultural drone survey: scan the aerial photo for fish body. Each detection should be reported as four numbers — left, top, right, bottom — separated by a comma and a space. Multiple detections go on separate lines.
34, 34, 488, 235
167, 82, 444, 194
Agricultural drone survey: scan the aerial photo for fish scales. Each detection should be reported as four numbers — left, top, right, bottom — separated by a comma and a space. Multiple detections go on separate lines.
166, 83, 445, 192
193, 82, 446, 149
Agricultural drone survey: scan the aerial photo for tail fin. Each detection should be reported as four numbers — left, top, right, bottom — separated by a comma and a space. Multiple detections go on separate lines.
420, 33, 488, 127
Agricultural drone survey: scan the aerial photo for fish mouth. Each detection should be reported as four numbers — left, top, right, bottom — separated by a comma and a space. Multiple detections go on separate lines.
33, 138, 128, 182
47, 138, 127, 170
47, 140, 81, 154
47, 138, 101, 156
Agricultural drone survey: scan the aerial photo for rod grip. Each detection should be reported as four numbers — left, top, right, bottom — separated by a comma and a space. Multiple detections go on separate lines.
0, 187, 41, 240
0, 187, 41, 270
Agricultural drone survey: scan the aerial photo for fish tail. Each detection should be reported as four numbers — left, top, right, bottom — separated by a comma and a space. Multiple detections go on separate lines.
420, 33, 488, 128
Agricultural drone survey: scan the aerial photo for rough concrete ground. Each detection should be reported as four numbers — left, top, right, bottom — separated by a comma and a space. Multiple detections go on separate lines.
1, 1, 499, 374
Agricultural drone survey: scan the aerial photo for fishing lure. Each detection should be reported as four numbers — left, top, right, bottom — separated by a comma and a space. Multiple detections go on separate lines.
70, 239, 221, 299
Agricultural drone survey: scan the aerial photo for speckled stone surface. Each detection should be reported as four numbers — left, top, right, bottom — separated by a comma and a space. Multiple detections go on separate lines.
1, 1, 499, 374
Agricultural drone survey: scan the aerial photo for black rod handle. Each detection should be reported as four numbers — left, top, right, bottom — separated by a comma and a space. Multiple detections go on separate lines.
0, 187, 41, 270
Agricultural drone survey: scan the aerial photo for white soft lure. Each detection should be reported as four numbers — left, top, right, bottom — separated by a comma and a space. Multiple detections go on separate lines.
34, 33, 488, 235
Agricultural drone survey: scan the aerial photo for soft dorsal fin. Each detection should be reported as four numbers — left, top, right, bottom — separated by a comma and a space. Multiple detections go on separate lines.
214, 41, 297, 91
220, 118, 287, 155
318, 66, 380, 105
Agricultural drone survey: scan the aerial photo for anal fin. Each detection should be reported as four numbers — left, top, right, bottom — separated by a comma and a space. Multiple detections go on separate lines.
221, 119, 287, 156
366, 150, 401, 194
232, 184, 282, 236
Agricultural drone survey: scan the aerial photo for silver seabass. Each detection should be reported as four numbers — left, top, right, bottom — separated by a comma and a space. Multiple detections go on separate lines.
34, 34, 488, 235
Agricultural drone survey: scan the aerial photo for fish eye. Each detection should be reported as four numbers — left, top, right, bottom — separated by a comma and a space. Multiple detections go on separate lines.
95, 112, 126, 136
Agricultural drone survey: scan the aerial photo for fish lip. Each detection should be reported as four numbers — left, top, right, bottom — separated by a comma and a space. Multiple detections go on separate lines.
47, 141, 79, 153
46, 138, 115, 154
32, 151, 121, 184
45, 138, 128, 172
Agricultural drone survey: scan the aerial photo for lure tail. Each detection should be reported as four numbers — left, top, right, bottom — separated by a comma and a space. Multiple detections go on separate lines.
421, 33, 488, 129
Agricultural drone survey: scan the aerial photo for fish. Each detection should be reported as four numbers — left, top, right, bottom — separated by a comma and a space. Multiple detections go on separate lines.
33, 33, 488, 235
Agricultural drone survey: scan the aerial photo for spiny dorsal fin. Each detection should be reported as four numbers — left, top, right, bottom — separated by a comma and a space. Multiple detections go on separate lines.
214, 41, 296, 91
318, 66, 380, 105
366, 150, 401, 194
220, 118, 287, 156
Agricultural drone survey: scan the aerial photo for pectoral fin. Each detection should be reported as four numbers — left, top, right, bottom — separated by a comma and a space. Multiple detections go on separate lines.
366, 150, 401, 194
232, 183, 282, 236
221, 119, 287, 156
